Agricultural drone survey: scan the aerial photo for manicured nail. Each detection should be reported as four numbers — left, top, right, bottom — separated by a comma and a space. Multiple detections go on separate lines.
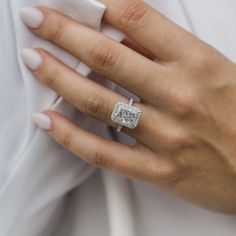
20, 7, 44, 28
32, 113, 52, 130
21, 48, 43, 70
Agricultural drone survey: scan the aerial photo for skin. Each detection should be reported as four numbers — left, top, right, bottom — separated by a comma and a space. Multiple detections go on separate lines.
23, 0, 236, 213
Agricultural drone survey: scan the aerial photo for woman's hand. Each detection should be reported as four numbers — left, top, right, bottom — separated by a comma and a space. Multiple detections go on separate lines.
20, 0, 236, 213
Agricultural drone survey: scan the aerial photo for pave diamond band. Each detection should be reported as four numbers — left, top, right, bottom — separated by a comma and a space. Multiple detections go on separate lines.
111, 98, 142, 133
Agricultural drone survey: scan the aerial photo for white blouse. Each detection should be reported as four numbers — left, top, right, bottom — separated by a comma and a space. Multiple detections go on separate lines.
0, 0, 235, 235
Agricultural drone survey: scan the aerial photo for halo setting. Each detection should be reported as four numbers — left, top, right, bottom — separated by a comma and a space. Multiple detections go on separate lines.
111, 99, 141, 132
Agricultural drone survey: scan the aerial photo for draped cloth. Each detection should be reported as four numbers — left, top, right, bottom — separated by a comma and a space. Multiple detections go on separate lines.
0, 0, 236, 235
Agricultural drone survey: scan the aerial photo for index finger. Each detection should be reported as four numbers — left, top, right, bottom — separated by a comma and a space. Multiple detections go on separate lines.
99, 0, 196, 61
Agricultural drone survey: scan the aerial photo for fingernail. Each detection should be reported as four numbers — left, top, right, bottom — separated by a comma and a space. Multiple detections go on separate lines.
20, 7, 44, 28
32, 113, 52, 130
21, 48, 43, 70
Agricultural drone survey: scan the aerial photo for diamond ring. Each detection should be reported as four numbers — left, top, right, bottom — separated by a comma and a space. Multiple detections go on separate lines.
111, 98, 142, 133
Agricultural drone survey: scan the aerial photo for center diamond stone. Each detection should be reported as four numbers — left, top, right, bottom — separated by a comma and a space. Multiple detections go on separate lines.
111, 102, 141, 129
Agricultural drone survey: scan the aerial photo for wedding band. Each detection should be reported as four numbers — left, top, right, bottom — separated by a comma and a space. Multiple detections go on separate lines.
111, 98, 142, 133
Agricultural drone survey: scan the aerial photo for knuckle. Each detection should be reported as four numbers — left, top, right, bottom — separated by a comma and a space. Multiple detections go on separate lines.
170, 90, 205, 120
170, 88, 212, 126
36, 9, 67, 44
92, 147, 112, 169
187, 49, 217, 75
163, 130, 194, 153
150, 161, 183, 185
89, 42, 119, 71
171, 136, 194, 153
176, 97, 199, 120
179, 98, 208, 121
61, 131, 73, 150
42, 63, 60, 87
50, 20, 66, 44
46, 70, 60, 88
117, 0, 149, 29
83, 93, 105, 117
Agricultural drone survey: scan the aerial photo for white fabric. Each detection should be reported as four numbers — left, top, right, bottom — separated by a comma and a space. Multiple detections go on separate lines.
0, 1, 125, 235
0, 0, 236, 236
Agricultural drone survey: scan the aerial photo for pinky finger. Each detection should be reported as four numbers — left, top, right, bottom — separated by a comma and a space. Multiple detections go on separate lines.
32, 111, 144, 176
32, 111, 177, 183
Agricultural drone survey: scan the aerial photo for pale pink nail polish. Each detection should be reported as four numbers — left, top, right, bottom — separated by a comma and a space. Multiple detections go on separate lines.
20, 7, 44, 28
21, 48, 43, 70
32, 113, 52, 130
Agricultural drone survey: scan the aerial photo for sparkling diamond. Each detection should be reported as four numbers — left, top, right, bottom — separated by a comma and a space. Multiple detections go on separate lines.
111, 102, 141, 129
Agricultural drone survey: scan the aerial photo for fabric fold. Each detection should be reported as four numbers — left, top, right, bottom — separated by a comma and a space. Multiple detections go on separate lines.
0, 1, 124, 235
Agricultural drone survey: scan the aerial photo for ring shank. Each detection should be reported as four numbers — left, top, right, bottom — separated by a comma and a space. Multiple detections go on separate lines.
116, 125, 123, 133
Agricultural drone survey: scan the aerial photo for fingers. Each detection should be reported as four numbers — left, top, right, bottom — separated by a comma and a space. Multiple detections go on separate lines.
98, 0, 195, 61
21, 48, 157, 144
21, 48, 123, 127
33, 110, 179, 184
21, 48, 190, 153
20, 6, 168, 102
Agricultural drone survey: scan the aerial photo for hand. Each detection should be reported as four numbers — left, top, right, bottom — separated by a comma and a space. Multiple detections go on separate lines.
20, 0, 236, 213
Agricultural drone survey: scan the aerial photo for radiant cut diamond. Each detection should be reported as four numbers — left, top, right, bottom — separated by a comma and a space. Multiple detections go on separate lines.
111, 101, 141, 129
